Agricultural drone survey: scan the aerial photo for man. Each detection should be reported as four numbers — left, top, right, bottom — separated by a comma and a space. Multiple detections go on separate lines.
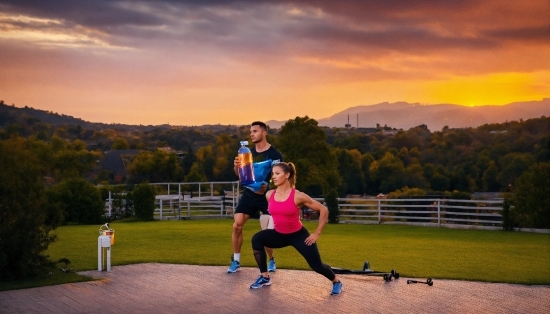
228, 121, 283, 273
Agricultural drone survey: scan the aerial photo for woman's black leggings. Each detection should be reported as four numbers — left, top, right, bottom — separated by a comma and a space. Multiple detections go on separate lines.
251, 227, 335, 281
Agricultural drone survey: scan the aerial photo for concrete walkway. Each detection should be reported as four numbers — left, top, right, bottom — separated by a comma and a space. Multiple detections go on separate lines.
1, 263, 549, 313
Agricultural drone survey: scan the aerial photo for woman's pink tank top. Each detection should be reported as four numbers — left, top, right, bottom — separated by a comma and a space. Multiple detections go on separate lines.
268, 189, 302, 234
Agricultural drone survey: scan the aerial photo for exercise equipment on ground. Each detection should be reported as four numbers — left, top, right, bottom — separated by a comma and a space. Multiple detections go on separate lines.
407, 278, 434, 286
331, 261, 399, 282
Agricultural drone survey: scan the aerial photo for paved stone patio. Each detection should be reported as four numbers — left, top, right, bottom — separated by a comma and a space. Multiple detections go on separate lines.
1, 263, 549, 313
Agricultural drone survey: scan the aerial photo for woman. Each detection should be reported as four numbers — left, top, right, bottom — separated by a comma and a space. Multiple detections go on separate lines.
249, 162, 342, 295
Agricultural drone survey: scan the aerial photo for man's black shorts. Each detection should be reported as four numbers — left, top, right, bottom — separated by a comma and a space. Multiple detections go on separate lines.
235, 189, 269, 217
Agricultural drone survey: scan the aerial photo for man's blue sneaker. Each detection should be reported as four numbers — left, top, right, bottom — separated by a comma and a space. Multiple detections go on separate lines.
250, 275, 271, 289
268, 258, 276, 272
331, 280, 343, 295
227, 260, 240, 273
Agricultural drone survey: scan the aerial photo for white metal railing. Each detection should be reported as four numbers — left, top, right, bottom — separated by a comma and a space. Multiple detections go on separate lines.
337, 198, 504, 230
152, 181, 240, 220
154, 195, 238, 220
151, 181, 240, 201
102, 181, 240, 219
104, 182, 508, 230
147, 189, 507, 228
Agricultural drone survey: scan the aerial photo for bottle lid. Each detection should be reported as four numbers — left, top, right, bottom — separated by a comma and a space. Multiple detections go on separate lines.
240, 141, 249, 146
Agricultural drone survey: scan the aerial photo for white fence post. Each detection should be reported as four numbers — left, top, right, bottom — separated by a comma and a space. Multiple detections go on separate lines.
159, 199, 163, 220
437, 199, 441, 227
108, 191, 112, 218
378, 200, 381, 224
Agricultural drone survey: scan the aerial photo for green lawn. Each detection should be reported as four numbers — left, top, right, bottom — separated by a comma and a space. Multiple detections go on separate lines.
2, 220, 549, 291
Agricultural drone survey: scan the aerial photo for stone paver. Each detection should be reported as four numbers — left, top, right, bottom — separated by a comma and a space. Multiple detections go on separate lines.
1, 263, 549, 313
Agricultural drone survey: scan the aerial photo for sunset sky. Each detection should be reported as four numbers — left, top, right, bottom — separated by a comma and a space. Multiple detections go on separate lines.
1, 0, 549, 126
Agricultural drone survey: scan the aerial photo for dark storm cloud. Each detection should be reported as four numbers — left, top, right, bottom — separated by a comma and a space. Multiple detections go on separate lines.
0, 0, 163, 27
286, 22, 499, 54
482, 26, 550, 42
1, 0, 546, 54
0, 0, 476, 28
1, 0, 548, 70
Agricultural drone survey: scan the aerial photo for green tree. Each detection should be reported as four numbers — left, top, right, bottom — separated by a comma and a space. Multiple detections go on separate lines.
422, 163, 436, 181
511, 162, 550, 229
181, 147, 198, 177
133, 182, 157, 221
450, 167, 470, 192
194, 134, 237, 181
325, 189, 339, 223
332, 133, 361, 151
482, 161, 500, 191
449, 190, 471, 200
195, 145, 215, 180
502, 194, 515, 231
361, 153, 377, 196
46, 178, 104, 224
402, 163, 429, 189
0, 138, 58, 280
535, 136, 549, 162
430, 173, 451, 192
129, 150, 183, 183
497, 153, 535, 188
213, 134, 239, 181
276, 116, 341, 195
430, 165, 451, 192
112, 138, 130, 150
336, 148, 365, 196
374, 152, 405, 193
54, 147, 98, 180
184, 162, 208, 190
386, 187, 427, 199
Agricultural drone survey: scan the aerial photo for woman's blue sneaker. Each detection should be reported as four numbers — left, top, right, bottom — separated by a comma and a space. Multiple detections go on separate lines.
250, 275, 271, 289
331, 280, 343, 295
268, 258, 276, 272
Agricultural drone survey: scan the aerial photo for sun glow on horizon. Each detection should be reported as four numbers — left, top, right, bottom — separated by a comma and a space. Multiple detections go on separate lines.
423, 71, 550, 107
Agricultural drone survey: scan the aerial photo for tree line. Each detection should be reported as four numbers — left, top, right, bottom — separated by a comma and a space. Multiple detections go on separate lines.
102, 116, 549, 198
1, 108, 548, 196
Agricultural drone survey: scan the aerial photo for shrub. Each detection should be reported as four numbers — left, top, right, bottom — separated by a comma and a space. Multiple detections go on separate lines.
0, 139, 57, 280
449, 190, 471, 200
133, 182, 157, 220
325, 189, 339, 223
46, 177, 104, 225
502, 195, 515, 231
99, 185, 133, 220
511, 162, 550, 229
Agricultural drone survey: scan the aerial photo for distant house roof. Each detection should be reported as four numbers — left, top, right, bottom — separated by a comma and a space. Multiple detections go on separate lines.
86, 142, 99, 150
356, 127, 377, 134
100, 150, 140, 177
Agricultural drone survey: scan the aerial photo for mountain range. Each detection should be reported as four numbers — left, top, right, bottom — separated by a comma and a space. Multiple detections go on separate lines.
266, 99, 550, 131
1, 99, 548, 132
